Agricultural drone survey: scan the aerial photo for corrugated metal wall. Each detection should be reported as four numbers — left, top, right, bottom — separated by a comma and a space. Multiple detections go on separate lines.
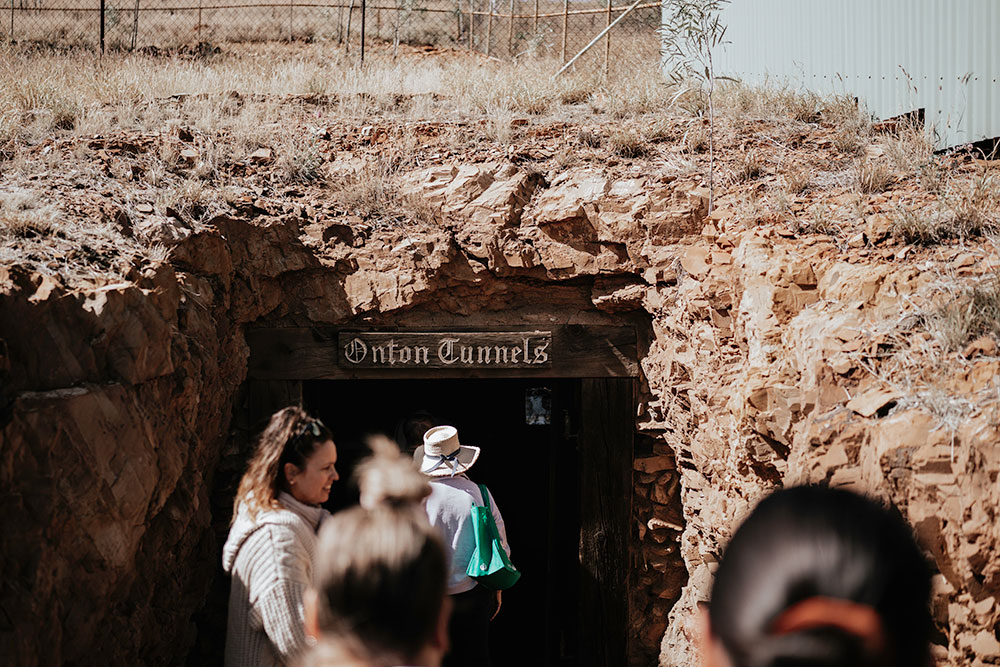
669, 0, 1000, 148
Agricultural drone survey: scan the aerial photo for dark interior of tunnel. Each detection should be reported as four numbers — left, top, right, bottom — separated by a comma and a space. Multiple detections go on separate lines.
305, 378, 584, 666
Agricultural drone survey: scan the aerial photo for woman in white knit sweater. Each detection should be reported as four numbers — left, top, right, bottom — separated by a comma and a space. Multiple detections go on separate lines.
223, 406, 340, 667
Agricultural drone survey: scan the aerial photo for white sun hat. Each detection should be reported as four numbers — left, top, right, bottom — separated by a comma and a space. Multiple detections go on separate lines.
413, 425, 481, 478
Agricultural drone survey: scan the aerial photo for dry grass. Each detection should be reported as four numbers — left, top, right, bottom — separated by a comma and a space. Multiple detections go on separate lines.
855, 159, 894, 193
794, 207, 842, 237
0, 188, 59, 239
0, 43, 680, 160
577, 128, 601, 148
718, 83, 867, 129
683, 123, 708, 153
0, 184, 159, 281
783, 168, 810, 195
921, 271, 1000, 352
607, 126, 647, 158
731, 150, 765, 183
328, 156, 434, 227
885, 119, 936, 172
889, 206, 954, 245
946, 170, 1000, 236
891, 170, 1000, 244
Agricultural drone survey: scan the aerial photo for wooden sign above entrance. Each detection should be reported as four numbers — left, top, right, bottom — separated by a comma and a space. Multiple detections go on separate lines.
339, 331, 553, 369
246, 325, 639, 379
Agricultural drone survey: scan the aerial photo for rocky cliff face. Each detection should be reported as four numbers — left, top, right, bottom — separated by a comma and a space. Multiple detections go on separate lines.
2, 124, 998, 665
653, 201, 1000, 665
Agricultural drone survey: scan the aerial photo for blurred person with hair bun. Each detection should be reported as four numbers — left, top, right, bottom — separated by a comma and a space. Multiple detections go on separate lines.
224, 406, 340, 667
302, 439, 450, 667
701, 485, 934, 667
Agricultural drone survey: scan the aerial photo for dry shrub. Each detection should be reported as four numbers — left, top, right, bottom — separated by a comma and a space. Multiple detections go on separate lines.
783, 169, 810, 194
717, 83, 827, 123
946, 170, 1000, 236
891, 173, 1000, 244
483, 103, 515, 145
448, 63, 557, 116
855, 159, 894, 193
557, 73, 598, 105
885, 118, 936, 173
330, 157, 433, 227
332, 159, 398, 222
643, 116, 673, 143
273, 134, 324, 184
589, 67, 673, 118
0, 107, 20, 159
795, 207, 841, 236
834, 130, 867, 156
917, 158, 948, 193
0, 188, 58, 239
921, 272, 1000, 351
684, 123, 708, 153
890, 206, 954, 245
578, 129, 602, 148
820, 94, 868, 129
155, 179, 222, 225
732, 150, 764, 183
607, 127, 646, 158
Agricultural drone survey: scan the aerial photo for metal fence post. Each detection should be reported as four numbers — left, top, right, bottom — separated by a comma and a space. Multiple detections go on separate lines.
468, 0, 473, 50
485, 0, 492, 56
345, 0, 355, 53
359, 0, 365, 63
604, 0, 611, 74
507, 0, 513, 57
9, 0, 13, 45
560, 0, 568, 61
100, 0, 105, 53
131, 0, 140, 50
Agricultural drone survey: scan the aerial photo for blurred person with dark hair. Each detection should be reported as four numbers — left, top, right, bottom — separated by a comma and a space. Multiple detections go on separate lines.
701, 485, 933, 667
224, 407, 340, 667
302, 440, 450, 667
394, 410, 437, 457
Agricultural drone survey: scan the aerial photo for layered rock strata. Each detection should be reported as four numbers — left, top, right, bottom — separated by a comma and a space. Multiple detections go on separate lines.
2, 160, 997, 667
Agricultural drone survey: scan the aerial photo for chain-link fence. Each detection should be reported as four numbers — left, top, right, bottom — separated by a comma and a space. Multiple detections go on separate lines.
2, 0, 661, 67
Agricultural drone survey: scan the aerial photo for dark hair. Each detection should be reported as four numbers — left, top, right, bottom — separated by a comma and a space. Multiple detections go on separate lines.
393, 410, 437, 456
708, 485, 932, 667
235, 406, 334, 519
312, 443, 446, 666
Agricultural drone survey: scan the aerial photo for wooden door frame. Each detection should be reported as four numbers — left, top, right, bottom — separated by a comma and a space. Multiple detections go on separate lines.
578, 377, 633, 667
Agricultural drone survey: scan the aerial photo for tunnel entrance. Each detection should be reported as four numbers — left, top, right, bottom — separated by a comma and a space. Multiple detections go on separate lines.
241, 326, 639, 666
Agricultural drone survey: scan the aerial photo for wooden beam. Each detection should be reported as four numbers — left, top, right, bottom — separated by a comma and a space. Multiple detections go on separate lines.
578, 377, 632, 667
247, 325, 638, 380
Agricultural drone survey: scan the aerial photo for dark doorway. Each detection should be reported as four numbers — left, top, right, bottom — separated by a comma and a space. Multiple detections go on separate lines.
303, 377, 633, 667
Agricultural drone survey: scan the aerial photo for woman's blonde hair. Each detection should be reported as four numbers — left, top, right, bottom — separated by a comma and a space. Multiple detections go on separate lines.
235, 406, 333, 520
311, 442, 446, 667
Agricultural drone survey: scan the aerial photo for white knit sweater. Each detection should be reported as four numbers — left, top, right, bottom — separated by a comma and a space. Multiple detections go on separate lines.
223, 492, 329, 667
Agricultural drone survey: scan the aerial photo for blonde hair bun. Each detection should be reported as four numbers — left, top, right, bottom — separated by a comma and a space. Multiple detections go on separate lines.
356, 436, 430, 510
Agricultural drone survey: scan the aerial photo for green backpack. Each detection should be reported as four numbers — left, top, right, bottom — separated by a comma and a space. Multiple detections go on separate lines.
465, 484, 521, 590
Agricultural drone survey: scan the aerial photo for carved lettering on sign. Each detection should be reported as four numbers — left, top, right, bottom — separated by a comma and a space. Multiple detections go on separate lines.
338, 332, 553, 369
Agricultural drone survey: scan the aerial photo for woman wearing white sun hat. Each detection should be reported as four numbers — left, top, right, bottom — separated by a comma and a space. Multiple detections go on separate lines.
414, 425, 512, 667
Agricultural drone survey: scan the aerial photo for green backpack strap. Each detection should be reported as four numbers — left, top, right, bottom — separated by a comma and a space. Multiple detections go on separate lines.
478, 483, 492, 513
